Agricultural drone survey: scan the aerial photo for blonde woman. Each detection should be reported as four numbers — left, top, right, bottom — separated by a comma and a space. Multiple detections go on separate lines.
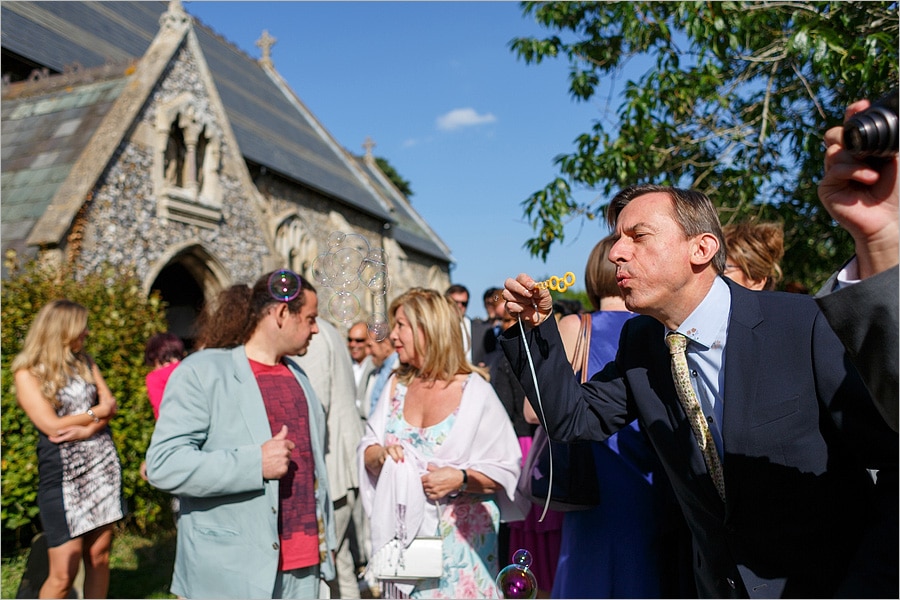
12, 299, 124, 599
359, 288, 523, 599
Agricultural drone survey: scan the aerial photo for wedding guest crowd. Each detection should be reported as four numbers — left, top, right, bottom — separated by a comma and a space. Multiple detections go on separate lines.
14, 92, 897, 600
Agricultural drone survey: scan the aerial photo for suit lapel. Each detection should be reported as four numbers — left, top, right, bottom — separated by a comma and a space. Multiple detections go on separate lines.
721, 282, 764, 459
231, 346, 274, 445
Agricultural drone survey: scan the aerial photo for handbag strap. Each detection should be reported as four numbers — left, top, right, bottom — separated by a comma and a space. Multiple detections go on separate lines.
571, 312, 592, 383
430, 500, 442, 536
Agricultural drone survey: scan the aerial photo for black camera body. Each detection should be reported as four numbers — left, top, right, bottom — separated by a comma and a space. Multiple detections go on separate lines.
843, 89, 899, 159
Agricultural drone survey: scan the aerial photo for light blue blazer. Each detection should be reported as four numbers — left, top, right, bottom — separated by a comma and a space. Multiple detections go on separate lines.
146, 346, 336, 599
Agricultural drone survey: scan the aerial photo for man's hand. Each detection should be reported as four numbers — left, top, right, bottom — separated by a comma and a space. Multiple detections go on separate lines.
261, 425, 295, 480
819, 99, 899, 278
502, 273, 553, 328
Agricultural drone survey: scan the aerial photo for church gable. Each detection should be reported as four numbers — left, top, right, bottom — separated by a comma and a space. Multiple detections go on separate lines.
2, 1, 454, 338
76, 28, 273, 287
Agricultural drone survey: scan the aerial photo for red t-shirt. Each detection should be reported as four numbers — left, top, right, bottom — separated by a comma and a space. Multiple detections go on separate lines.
250, 359, 318, 571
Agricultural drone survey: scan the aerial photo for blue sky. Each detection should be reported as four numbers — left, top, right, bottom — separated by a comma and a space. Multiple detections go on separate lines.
185, 1, 621, 319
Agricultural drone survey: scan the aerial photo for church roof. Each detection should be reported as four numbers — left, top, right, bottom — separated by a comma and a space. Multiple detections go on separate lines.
2, 1, 453, 264
353, 153, 454, 261
2, 68, 130, 261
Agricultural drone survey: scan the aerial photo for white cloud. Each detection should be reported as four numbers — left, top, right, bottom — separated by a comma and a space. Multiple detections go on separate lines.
436, 108, 497, 131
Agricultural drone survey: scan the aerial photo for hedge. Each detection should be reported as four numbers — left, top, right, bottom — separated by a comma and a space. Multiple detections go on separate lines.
2, 252, 175, 549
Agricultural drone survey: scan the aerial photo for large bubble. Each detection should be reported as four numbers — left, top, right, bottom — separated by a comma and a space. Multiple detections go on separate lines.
496, 549, 537, 599
313, 231, 392, 340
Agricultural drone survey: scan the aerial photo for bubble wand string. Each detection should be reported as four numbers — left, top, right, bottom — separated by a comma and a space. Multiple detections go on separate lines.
516, 272, 575, 523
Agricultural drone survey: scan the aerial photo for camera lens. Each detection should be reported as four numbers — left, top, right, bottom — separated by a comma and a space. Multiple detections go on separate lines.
843, 89, 899, 159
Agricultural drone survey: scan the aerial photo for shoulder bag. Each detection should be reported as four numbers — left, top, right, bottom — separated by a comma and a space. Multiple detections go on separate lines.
518, 312, 601, 512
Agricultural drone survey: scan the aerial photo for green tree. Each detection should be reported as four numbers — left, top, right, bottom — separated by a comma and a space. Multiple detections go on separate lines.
2, 253, 173, 548
375, 156, 414, 198
511, 1, 898, 290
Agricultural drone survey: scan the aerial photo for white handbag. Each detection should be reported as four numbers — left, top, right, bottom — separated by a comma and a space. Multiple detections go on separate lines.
370, 501, 443, 581
370, 535, 443, 581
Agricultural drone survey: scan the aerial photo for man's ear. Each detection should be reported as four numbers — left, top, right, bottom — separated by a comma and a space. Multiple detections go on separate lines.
271, 302, 289, 325
691, 232, 720, 266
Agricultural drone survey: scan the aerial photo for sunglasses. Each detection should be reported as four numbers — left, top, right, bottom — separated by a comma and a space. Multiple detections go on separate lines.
348, 337, 367, 343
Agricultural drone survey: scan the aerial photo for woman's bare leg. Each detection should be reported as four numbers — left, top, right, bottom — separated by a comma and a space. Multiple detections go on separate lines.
81, 525, 114, 599
40, 539, 81, 599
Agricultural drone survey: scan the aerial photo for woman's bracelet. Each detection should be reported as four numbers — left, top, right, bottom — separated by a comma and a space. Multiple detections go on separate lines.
86, 408, 100, 423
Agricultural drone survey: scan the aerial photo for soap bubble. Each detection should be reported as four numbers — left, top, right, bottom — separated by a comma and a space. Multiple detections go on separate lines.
315, 231, 393, 332
367, 313, 390, 342
360, 255, 389, 294
328, 291, 361, 323
326, 231, 346, 249
495, 549, 537, 599
267, 270, 301, 302
311, 253, 333, 288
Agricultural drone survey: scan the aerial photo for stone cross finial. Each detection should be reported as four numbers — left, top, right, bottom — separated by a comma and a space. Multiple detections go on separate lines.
160, 0, 189, 31
363, 137, 376, 162
256, 30, 277, 67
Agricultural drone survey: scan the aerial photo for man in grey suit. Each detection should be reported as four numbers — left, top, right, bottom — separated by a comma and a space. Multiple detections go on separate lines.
294, 317, 364, 599
500, 185, 897, 598
816, 96, 898, 432
147, 272, 336, 599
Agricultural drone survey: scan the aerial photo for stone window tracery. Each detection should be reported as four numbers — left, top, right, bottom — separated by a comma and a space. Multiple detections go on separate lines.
154, 94, 222, 228
275, 215, 317, 277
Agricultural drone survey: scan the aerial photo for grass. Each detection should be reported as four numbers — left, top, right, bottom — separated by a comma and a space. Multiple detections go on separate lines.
1, 526, 177, 599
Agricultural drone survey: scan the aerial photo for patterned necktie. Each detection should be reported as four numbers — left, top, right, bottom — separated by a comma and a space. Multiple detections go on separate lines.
665, 332, 726, 502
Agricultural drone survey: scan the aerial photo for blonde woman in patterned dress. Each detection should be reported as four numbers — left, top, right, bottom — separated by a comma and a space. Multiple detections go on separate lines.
359, 288, 524, 599
12, 299, 125, 599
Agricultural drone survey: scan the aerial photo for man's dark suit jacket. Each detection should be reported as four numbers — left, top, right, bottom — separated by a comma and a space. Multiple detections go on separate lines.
816, 264, 899, 432
470, 317, 497, 366
500, 278, 897, 598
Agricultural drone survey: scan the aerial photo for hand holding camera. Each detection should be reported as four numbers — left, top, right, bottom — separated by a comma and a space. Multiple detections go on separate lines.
819, 90, 899, 279
843, 88, 899, 160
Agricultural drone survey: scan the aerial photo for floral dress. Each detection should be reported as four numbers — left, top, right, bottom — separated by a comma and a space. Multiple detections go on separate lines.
383, 378, 502, 599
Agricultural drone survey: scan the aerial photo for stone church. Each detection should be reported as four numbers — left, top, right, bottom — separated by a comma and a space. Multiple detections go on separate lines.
1, 1, 454, 343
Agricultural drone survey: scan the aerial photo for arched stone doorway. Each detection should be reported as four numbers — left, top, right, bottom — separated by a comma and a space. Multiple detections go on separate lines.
146, 244, 230, 350
150, 262, 205, 350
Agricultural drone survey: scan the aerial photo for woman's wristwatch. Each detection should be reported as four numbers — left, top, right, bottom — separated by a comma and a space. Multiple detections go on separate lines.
448, 469, 468, 499
86, 408, 100, 423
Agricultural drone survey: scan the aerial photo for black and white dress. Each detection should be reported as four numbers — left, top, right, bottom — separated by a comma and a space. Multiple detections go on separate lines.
37, 374, 125, 547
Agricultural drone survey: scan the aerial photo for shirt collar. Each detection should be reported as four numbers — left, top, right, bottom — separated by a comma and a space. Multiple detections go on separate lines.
668, 276, 731, 350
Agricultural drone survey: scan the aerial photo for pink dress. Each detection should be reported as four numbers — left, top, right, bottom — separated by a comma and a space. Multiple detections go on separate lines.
145, 361, 180, 419
507, 435, 564, 593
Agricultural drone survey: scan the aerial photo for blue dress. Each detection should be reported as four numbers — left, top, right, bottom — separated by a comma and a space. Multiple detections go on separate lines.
551, 311, 688, 598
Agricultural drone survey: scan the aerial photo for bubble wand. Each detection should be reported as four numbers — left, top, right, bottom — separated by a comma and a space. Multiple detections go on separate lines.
515, 272, 576, 523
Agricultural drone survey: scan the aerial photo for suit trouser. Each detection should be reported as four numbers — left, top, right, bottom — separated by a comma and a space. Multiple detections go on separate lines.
326, 489, 361, 599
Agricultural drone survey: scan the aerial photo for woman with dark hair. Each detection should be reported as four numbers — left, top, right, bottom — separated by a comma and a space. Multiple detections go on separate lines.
144, 332, 185, 419
12, 299, 125, 598
146, 270, 337, 599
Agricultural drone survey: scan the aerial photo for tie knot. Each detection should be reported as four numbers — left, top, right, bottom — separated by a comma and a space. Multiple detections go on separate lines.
665, 332, 687, 354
